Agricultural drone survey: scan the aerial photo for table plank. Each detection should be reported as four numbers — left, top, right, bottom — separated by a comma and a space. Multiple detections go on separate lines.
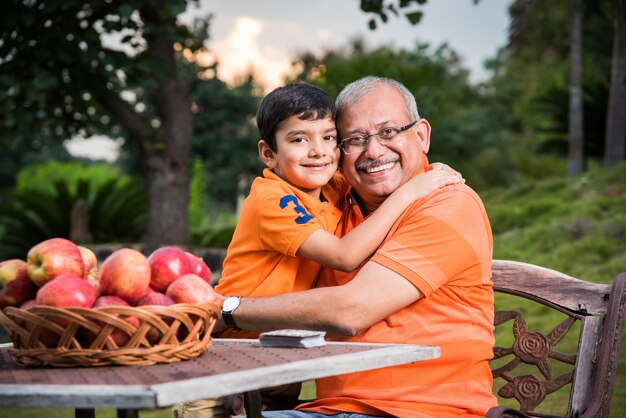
0, 339, 440, 409
153, 340, 439, 406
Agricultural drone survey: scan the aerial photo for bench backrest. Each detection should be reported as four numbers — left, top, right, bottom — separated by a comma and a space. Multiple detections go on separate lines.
488, 260, 626, 418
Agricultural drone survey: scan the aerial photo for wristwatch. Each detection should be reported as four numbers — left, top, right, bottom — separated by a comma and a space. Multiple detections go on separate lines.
222, 296, 241, 331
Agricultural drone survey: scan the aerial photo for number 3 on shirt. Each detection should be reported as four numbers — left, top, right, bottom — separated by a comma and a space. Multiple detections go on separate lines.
279, 195, 313, 225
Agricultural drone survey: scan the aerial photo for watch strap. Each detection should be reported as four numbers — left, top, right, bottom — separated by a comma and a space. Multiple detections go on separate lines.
222, 297, 241, 331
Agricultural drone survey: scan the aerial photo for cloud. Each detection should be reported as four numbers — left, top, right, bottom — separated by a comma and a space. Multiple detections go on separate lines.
316, 29, 332, 43
213, 16, 293, 91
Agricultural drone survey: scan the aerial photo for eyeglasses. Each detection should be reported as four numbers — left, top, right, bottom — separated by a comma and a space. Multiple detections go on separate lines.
339, 121, 417, 154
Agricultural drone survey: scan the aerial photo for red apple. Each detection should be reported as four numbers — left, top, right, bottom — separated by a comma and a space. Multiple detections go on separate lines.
78, 245, 98, 280
98, 248, 151, 305
185, 251, 212, 284
0, 259, 38, 308
27, 238, 85, 287
89, 295, 141, 346
35, 274, 97, 308
136, 290, 176, 344
166, 273, 221, 304
20, 299, 37, 309
148, 246, 191, 292
85, 275, 100, 294
137, 290, 175, 307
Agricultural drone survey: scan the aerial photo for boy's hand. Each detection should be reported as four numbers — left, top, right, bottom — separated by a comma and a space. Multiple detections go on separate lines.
398, 162, 464, 202
427, 162, 462, 178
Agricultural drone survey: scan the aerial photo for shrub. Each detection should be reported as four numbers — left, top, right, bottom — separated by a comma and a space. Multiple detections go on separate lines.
0, 162, 146, 259
189, 212, 237, 248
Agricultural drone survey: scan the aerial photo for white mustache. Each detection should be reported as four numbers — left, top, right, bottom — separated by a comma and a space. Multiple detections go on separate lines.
357, 158, 398, 171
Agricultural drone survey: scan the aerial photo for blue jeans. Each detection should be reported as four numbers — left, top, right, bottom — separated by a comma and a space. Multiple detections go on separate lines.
249, 412, 381, 418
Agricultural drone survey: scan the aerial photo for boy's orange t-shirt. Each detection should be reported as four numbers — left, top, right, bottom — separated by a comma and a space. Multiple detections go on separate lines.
215, 169, 348, 338
298, 159, 498, 417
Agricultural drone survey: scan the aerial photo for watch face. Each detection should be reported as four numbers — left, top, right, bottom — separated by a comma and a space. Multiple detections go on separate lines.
223, 297, 239, 312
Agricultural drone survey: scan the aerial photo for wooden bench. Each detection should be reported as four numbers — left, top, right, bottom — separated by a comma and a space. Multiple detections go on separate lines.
488, 260, 625, 417
243, 260, 626, 418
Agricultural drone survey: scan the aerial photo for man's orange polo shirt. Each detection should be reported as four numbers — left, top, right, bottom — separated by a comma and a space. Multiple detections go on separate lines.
215, 169, 347, 338
298, 159, 497, 417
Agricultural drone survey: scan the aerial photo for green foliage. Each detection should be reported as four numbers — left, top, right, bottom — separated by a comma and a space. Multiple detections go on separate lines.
0, 0, 200, 142
0, 135, 71, 191
87, 179, 147, 243
508, 150, 567, 180
359, 0, 427, 29
496, 0, 614, 164
191, 76, 262, 210
485, 162, 626, 279
189, 212, 237, 248
15, 160, 123, 195
485, 162, 626, 239
188, 156, 210, 229
0, 162, 146, 259
186, 153, 247, 245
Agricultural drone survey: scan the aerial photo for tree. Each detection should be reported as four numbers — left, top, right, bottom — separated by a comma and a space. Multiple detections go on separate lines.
0, 0, 207, 245
568, 0, 585, 175
604, 0, 626, 166
507, 0, 624, 171
359, 0, 428, 29
504, 0, 614, 172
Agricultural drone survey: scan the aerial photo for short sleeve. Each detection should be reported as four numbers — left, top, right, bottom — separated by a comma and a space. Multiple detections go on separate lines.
371, 185, 493, 296
256, 190, 324, 257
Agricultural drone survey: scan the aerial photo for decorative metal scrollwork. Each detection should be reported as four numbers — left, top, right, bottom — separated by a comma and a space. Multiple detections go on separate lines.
492, 310, 577, 413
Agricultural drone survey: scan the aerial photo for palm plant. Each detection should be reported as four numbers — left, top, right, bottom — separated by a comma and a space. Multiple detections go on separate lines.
0, 178, 146, 259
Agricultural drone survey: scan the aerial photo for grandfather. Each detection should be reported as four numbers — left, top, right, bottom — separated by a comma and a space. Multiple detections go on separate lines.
221, 76, 497, 418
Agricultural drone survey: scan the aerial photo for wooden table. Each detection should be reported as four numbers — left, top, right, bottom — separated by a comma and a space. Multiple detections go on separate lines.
0, 338, 440, 417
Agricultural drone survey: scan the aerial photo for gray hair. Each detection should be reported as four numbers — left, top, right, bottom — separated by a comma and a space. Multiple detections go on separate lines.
335, 76, 420, 122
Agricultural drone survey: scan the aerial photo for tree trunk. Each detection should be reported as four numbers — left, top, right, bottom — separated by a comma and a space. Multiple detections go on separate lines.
568, 0, 585, 176
141, 7, 193, 246
144, 78, 193, 246
604, 0, 626, 167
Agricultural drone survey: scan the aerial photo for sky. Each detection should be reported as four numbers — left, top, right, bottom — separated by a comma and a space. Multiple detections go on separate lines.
65, 0, 513, 161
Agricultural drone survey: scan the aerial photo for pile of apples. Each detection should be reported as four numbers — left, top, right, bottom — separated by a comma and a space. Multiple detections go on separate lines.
0, 237, 221, 313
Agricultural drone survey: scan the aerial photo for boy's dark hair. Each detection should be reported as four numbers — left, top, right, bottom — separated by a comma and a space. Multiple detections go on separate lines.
256, 83, 336, 151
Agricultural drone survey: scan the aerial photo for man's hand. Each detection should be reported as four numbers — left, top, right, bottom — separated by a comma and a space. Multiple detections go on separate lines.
211, 292, 228, 335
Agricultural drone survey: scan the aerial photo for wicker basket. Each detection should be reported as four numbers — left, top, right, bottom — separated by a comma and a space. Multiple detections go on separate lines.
0, 302, 220, 367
